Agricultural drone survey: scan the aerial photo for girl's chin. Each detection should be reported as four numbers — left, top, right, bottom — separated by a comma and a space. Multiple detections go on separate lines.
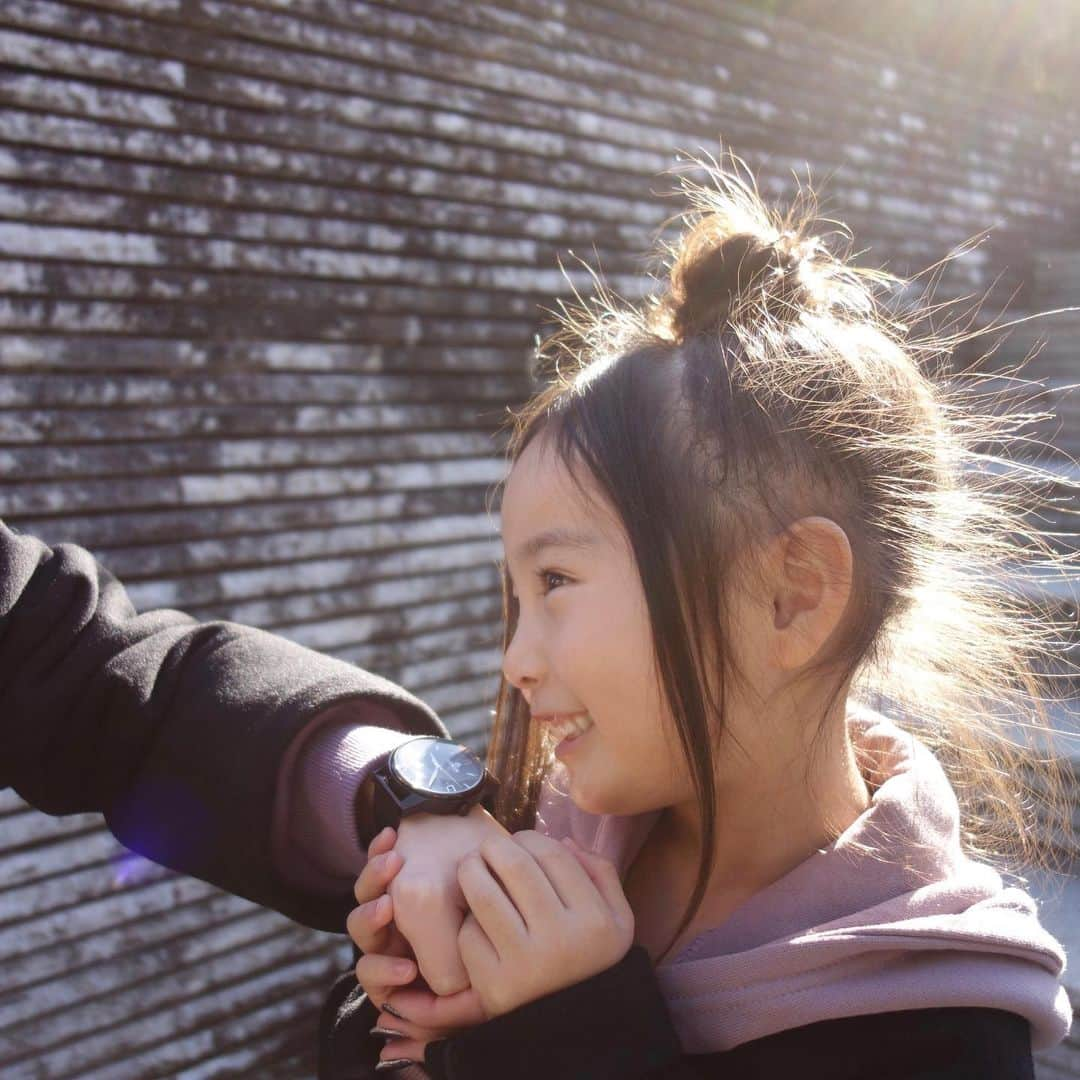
564, 772, 615, 817
568, 790, 608, 815
565, 771, 661, 818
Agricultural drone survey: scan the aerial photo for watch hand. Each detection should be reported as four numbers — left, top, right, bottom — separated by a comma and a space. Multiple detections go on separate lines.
432, 758, 452, 788
437, 758, 464, 793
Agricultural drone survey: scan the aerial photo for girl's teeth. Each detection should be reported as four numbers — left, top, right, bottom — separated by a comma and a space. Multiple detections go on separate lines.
552, 713, 594, 741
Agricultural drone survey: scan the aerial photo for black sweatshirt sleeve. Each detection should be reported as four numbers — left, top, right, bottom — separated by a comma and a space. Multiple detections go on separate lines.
421, 945, 1037, 1080
0, 521, 449, 932
423, 946, 691, 1080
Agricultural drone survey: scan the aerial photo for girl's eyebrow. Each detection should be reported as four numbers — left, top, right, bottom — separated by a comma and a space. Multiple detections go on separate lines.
508, 526, 601, 565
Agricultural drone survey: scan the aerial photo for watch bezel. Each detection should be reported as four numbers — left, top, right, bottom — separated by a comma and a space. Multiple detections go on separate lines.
387, 736, 486, 801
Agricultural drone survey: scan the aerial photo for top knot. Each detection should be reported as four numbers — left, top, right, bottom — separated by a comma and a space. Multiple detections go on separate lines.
667, 231, 807, 343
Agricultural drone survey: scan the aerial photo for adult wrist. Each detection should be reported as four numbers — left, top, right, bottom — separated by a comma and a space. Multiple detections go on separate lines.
282, 703, 418, 880
464, 801, 495, 825
348, 706, 415, 848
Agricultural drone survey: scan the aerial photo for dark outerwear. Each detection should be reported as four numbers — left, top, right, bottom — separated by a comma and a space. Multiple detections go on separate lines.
322, 946, 1036, 1079
0, 521, 1038, 1078
0, 519, 447, 931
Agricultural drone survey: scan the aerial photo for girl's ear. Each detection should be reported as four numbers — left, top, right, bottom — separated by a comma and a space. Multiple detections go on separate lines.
769, 517, 853, 671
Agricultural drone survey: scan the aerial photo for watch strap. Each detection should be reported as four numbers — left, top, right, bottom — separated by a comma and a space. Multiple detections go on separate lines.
371, 766, 404, 831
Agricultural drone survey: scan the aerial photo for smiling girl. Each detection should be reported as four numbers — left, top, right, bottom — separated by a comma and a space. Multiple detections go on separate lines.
344, 155, 1076, 1078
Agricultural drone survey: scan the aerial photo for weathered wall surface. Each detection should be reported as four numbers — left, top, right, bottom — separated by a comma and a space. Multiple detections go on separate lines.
1, 1, 1077, 1076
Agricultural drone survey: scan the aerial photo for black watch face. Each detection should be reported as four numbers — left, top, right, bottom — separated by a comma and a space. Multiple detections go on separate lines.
391, 738, 484, 797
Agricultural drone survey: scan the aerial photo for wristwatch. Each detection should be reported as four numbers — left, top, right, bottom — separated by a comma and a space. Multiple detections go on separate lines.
357, 736, 500, 837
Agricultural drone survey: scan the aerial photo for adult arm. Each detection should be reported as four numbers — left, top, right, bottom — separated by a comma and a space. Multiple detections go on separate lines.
271, 703, 421, 897
0, 520, 448, 931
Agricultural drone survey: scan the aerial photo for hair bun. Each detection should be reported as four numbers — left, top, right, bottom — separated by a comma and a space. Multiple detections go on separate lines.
668, 231, 804, 342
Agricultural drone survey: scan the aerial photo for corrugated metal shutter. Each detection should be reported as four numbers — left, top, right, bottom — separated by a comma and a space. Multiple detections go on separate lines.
1, 1, 1077, 1075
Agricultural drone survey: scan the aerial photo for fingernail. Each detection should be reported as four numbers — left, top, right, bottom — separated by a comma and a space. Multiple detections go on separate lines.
376, 895, 390, 918
381, 1001, 408, 1021
375, 1059, 413, 1073
369, 1026, 404, 1040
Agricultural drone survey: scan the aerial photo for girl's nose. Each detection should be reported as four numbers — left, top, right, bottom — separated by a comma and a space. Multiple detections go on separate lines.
502, 621, 544, 692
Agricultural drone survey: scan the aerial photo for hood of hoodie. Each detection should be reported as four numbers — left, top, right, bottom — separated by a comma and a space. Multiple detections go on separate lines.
535, 698, 1072, 1054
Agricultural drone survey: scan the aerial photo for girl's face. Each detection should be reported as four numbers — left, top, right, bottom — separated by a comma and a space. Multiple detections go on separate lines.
499, 433, 695, 817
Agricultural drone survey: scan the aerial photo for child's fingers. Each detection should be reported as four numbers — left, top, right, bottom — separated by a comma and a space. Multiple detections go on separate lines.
560, 837, 634, 925
347, 838, 415, 958
345, 894, 394, 955
367, 825, 397, 860
353, 846, 403, 906
355, 951, 417, 994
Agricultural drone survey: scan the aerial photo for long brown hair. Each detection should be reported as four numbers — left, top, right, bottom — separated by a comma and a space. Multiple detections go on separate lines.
482, 153, 1078, 964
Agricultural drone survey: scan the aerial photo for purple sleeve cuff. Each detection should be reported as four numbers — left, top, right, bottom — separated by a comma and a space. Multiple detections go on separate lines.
271, 699, 421, 894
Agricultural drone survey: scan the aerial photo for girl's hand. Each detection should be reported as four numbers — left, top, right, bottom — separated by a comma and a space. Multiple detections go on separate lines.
346, 826, 488, 1067
455, 830, 635, 1019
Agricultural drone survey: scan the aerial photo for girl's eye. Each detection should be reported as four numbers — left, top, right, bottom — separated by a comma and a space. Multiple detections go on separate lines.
535, 568, 569, 595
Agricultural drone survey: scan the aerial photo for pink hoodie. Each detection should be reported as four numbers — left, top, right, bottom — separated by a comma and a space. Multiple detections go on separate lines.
534, 698, 1072, 1053
277, 697, 1072, 1061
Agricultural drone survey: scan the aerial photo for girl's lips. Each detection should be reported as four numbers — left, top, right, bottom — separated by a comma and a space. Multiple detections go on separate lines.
533, 710, 588, 723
